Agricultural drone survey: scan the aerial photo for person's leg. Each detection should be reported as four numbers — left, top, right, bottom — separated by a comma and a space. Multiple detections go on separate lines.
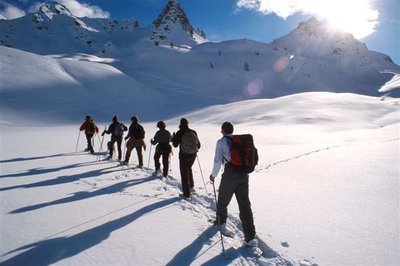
179, 158, 190, 197
162, 152, 169, 177
154, 151, 161, 171
216, 167, 237, 224
187, 155, 196, 188
116, 137, 122, 160
235, 175, 256, 242
109, 137, 117, 158
136, 146, 143, 167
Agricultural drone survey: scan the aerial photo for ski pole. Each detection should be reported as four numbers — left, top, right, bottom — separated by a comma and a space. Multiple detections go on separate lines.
196, 155, 208, 195
147, 143, 153, 170
212, 182, 226, 257
97, 134, 105, 161
75, 131, 81, 152
122, 138, 126, 162
96, 132, 102, 151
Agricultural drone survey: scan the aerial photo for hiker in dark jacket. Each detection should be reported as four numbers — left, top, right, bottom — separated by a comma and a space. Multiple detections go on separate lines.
172, 117, 200, 198
150, 121, 172, 177
124, 115, 146, 166
79, 115, 99, 154
102, 115, 127, 160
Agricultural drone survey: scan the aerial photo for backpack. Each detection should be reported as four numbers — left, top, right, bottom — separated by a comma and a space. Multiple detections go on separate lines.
133, 124, 145, 139
114, 123, 124, 136
180, 131, 199, 155
86, 121, 95, 134
226, 134, 258, 173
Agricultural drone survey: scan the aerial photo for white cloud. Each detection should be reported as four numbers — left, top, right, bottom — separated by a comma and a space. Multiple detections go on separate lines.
0, 3, 26, 19
58, 0, 110, 18
28, 0, 110, 18
236, 0, 379, 38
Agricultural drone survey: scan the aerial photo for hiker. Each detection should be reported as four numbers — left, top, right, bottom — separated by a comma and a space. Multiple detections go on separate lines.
124, 115, 146, 166
150, 121, 172, 177
101, 116, 127, 160
209, 121, 257, 247
172, 117, 200, 198
79, 115, 99, 154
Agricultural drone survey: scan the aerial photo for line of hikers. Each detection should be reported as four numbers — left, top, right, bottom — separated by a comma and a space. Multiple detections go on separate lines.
79, 115, 259, 247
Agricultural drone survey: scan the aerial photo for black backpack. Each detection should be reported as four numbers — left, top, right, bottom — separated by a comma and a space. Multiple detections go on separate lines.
114, 123, 124, 136
226, 134, 258, 173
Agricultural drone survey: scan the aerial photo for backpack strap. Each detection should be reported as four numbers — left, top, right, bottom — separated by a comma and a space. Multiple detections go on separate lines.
222, 135, 232, 164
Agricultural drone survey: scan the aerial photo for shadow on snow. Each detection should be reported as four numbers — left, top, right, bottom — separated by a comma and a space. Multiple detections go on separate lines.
1, 197, 178, 266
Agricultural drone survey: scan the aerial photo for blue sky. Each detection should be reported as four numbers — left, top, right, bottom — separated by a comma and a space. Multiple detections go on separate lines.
1, 0, 399, 64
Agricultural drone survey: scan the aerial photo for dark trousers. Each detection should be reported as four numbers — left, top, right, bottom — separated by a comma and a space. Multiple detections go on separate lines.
179, 155, 196, 197
85, 133, 94, 153
125, 146, 143, 166
217, 165, 256, 242
154, 151, 170, 177
110, 136, 122, 160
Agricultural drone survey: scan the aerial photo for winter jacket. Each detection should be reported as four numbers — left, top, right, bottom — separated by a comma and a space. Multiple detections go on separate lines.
151, 129, 172, 154
80, 119, 99, 135
104, 121, 127, 137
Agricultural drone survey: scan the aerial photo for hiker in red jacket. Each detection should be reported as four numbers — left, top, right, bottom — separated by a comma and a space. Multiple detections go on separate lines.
79, 115, 99, 154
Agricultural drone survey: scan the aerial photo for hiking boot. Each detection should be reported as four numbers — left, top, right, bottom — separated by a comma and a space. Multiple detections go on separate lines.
179, 193, 190, 199
190, 187, 196, 193
245, 238, 258, 247
153, 169, 162, 176
220, 224, 234, 237
123, 161, 129, 165
84, 148, 90, 152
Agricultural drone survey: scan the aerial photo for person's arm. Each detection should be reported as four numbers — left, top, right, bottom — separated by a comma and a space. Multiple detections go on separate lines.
151, 131, 159, 145
172, 130, 182, 147
79, 122, 86, 131
210, 137, 230, 182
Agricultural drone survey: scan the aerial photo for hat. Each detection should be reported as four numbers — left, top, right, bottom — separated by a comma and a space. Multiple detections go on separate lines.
180, 117, 188, 125
131, 115, 139, 123
112, 115, 118, 122
157, 121, 166, 128
85, 115, 91, 120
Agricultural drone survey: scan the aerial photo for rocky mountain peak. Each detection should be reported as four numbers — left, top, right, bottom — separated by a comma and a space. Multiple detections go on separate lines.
38, 2, 73, 19
152, 0, 194, 35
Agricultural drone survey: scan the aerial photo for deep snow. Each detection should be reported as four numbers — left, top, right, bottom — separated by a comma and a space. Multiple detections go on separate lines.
1, 92, 399, 266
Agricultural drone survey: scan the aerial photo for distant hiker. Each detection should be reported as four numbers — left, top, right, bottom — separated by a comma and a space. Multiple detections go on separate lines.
209, 121, 258, 247
124, 115, 146, 166
172, 117, 201, 198
101, 116, 127, 160
79, 115, 99, 154
150, 121, 172, 177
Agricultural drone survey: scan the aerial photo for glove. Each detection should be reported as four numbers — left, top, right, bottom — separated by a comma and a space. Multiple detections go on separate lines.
209, 175, 215, 184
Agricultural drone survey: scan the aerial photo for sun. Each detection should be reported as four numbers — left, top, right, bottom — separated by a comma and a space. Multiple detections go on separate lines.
309, 0, 379, 39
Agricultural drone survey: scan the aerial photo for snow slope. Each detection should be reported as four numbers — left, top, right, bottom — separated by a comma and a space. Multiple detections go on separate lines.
1, 2, 399, 101
1, 92, 399, 265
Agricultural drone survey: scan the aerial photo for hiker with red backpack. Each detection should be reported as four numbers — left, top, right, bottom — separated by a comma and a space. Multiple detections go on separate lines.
172, 118, 201, 198
124, 115, 146, 167
209, 121, 258, 247
101, 115, 127, 160
79, 115, 99, 154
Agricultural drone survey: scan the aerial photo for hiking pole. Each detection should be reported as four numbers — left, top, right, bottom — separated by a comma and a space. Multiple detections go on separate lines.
212, 181, 226, 258
147, 143, 153, 170
75, 131, 81, 152
122, 138, 126, 162
196, 155, 209, 195
97, 133, 105, 161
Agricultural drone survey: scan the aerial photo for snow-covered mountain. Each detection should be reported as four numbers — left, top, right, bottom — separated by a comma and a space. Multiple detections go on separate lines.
0, 0, 399, 123
150, 0, 206, 46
